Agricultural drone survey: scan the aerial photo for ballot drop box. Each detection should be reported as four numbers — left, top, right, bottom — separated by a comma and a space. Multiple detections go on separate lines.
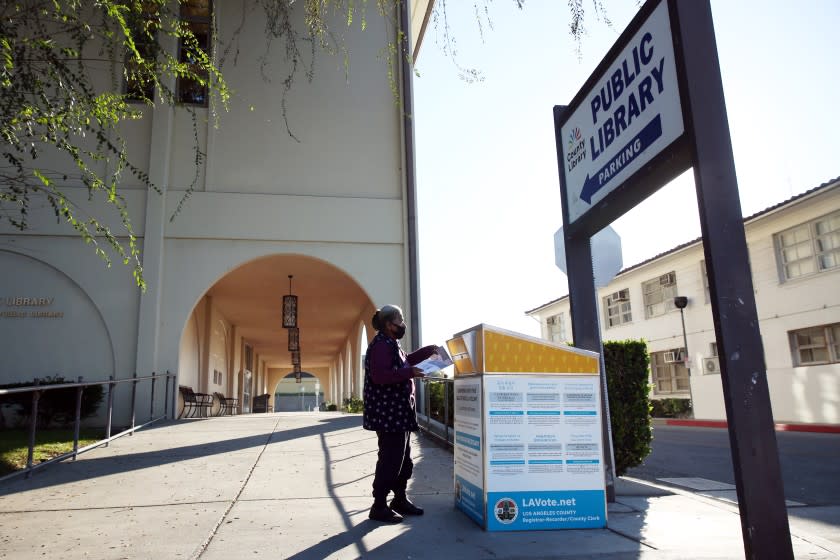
446, 324, 606, 531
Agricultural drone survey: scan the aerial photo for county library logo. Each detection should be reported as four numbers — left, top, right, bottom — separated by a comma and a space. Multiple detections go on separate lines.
566, 127, 586, 172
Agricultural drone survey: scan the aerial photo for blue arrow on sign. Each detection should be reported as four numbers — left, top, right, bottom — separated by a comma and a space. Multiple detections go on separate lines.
580, 114, 663, 204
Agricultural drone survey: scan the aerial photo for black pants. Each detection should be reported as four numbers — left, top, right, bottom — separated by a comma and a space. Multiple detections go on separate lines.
372, 431, 413, 504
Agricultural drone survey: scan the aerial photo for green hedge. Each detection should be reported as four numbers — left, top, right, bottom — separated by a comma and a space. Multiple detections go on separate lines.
0, 376, 104, 429
428, 380, 454, 428
343, 396, 364, 413
604, 340, 653, 477
320, 401, 337, 411
650, 397, 692, 418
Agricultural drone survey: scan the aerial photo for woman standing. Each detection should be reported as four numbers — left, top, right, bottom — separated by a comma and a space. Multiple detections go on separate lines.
363, 305, 437, 523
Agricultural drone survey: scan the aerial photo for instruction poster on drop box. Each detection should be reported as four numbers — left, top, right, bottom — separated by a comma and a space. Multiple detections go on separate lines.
454, 376, 484, 525
484, 375, 606, 531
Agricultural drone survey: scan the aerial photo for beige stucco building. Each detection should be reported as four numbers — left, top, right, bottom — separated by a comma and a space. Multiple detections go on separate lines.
0, 1, 436, 421
526, 177, 840, 424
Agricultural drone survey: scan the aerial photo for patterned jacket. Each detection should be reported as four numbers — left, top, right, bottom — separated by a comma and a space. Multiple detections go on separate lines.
362, 332, 435, 432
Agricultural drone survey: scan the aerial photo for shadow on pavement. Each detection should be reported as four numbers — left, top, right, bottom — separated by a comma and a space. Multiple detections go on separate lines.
0, 415, 362, 496
279, 430, 656, 560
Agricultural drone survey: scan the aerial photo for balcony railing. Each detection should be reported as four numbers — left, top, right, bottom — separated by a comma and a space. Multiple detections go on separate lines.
0, 371, 175, 481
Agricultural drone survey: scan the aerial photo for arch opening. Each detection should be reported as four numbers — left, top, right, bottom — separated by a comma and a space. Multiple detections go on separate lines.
177, 253, 374, 415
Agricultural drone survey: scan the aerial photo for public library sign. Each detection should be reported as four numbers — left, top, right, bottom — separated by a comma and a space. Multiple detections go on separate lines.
0, 296, 64, 318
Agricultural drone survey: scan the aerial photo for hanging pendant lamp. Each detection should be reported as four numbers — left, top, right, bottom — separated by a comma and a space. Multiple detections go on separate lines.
282, 274, 298, 328
288, 327, 300, 351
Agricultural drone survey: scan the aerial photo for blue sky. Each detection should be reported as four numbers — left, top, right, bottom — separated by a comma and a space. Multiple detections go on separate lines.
412, 0, 840, 347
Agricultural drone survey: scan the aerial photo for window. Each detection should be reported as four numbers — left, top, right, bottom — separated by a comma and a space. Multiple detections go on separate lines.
710, 342, 718, 357
651, 350, 690, 394
603, 289, 632, 328
546, 313, 566, 343
776, 210, 840, 281
124, 2, 161, 102
177, 0, 212, 105
642, 271, 678, 318
790, 323, 840, 366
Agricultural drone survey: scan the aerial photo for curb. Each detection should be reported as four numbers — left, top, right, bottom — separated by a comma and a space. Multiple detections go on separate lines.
662, 418, 840, 434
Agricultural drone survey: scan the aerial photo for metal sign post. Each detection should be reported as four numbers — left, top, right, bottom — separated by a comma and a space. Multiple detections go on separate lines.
553, 0, 793, 557
554, 224, 623, 503
674, 2, 792, 556
560, 224, 616, 502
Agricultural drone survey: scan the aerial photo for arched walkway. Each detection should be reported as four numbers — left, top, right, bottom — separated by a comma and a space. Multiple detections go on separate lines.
177, 254, 376, 414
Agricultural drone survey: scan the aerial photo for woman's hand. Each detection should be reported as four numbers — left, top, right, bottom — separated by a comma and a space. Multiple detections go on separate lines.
412, 367, 426, 378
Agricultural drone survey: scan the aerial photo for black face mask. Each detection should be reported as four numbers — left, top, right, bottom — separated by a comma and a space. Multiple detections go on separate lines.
392, 324, 406, 339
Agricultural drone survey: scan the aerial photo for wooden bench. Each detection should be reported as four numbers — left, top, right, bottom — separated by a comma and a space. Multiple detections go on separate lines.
213, 392, 239, 416
178, 386, 213, 418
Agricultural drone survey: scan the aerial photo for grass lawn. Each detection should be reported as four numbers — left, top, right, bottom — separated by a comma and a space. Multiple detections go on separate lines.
0, 429, 104, 477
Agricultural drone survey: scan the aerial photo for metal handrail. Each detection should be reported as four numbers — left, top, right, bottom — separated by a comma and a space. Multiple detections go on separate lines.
0, 371, 176, 482
0, 372, 169, 395
417, 377, 455, 448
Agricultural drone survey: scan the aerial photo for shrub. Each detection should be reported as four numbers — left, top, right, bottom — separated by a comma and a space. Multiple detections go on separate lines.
427, 381, 454, 428
0, 376, 105, 429
327, 403, 338, 411
650, 398, 692, 418
604, 340, 653, 477
343, 396, 364, 413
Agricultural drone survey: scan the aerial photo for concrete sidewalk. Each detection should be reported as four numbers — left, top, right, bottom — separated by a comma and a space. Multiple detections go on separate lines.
0, 413, 838, 559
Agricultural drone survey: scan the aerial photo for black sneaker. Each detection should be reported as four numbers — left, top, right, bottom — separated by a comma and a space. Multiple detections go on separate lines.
369, 504, 403, 523
390, 497, 424, 516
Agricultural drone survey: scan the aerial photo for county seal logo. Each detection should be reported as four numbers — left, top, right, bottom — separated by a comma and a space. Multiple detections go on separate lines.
494, 497, 518, 524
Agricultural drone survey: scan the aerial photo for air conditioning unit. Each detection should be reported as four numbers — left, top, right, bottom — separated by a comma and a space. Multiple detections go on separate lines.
703, 357, 720, 374
610, 290, 628, 302
660, 272, 676, 286
663, 351, 679, 363
546, 316, 557, 325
